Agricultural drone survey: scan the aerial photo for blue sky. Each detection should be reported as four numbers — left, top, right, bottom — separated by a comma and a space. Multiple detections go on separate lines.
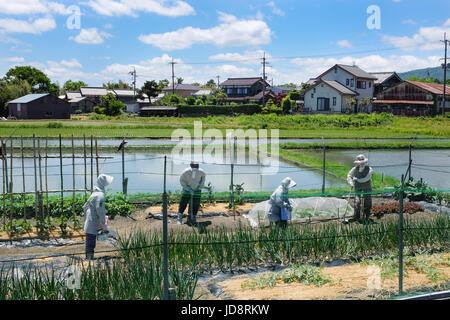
0, 0, 449, 87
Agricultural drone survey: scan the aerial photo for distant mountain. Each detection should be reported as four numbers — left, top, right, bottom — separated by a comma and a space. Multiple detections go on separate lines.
398, 66, 446, 81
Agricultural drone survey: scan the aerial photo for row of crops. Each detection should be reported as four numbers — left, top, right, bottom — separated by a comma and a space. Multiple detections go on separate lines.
0, 215, 448, 300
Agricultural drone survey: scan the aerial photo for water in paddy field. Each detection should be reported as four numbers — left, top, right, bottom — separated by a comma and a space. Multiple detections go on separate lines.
325, 149, 450, 190
1, 151, 344, 195
5, 137, 450, 147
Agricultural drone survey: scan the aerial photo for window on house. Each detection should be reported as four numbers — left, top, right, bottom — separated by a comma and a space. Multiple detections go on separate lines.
350, 79, 354, 87
334, 67, 338, 73
333, 97, 336, 106
317, 98, 330, 111
226, 88, 233, 94
346, 79, 350, 86
243, 88, 248, 94
369, 82, 372, 88
357, 81, 366, 89
311, 93, 314, 99
313, 88, 316, 93
17, 104, 21, 112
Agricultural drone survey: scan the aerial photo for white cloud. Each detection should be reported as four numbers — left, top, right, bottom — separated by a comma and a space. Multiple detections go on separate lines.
267, 1, 285, 16
402, 19, 417, 25
139, 12, 272, 50
383, 19, 450, 51
0, 1, 70, 15
85, 0, 195, 17
291, 55, 441, 82
337, 40, 353, 48
209, 50, 270, 65
0, 17, 56, 34
70, 28, 113, 44
4, 56, 25, 63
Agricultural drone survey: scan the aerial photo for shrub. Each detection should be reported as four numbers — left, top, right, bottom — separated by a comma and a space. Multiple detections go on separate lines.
94, 106, 105, 114
177, 104, 261, 116
47, 121, 63, 128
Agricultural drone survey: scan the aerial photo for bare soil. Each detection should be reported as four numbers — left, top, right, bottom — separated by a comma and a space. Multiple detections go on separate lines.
203, 253, 450, 300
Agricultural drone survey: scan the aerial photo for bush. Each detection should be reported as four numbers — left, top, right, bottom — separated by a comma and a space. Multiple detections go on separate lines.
94, 106, 105, 114
47, 121, 63, 128
177, 104, 261, 116
74, 109, 83, 114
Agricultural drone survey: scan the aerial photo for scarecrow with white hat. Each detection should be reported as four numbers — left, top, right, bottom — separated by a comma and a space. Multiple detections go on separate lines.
347, 155, 373, 222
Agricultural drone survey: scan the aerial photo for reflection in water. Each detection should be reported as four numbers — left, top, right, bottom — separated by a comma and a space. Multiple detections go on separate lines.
4, 152, 345, 195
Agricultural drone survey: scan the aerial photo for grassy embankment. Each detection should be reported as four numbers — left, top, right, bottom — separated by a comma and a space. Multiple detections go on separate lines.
0, 113, 449, 138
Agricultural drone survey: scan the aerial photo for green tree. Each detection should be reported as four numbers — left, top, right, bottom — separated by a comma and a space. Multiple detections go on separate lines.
138, 80, 161, 103
281, 96, 293, 114
205, 79, 217, 88
176, 77, 184, 84
5, 66, 52, 94
158, 79, 170, 90
288, 89, 301, 101
62, 80, 88, 94
186, 96, 196, 105
279, 83, 297, 88
99, 92, 126, 116
0, 79, 31, 116
156, 93, 185, 106
103, 80, 132, 90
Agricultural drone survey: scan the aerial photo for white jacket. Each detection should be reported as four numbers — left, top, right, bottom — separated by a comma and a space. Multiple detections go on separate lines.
179, 168, 206, 192
83, 174, 113, 235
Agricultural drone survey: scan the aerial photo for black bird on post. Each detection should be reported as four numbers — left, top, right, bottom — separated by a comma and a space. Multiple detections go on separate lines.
118, 139, 128, 195
117, 139, 128, 153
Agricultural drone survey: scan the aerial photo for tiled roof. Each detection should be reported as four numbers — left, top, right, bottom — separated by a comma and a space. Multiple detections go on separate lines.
337, 64, 378, 79
370, 72, 399, 84
80, 87, 109, 96
113, 89, 136, 96
373, 100, 434, 105
8, 93, 49, 104
220, 77, 266, 86
162, 84, 202, 91
66, 91, 82, 99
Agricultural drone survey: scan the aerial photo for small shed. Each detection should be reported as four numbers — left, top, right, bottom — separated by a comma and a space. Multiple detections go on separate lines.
8, 94, 71, 119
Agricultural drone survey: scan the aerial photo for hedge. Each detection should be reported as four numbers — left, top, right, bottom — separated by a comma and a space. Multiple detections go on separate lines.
177, 104, 261, 116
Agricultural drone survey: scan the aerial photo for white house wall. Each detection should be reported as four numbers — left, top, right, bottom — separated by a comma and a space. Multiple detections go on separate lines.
304, 83, 344, 113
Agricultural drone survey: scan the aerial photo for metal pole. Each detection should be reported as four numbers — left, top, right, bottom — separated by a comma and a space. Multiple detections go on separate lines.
230, 137, 235, 220
45, 137, 49, 217
408, 144, 412, 181
32, 134, 38, 218
38, 138, 44, 219
322, 143, 326, 194
9, 139, 13, 221
72, 135, 76, 220
84, 135, 87, 200
90, 135, 94, 192
95, 138, 99, 177
398, 174, 405, 296
162, 155, 169, 300
122, 140, 127, 195
3, 142, 8, 194
1, 138, 6, 230
59, 134, 64, 216
442, 32, 448, 116
21, 137, 26, 221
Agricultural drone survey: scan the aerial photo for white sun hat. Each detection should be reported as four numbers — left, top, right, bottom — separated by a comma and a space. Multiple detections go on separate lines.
354, 154, 369, 165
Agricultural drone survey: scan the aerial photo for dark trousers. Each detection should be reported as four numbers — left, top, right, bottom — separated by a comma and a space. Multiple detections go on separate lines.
355, 189, 372, 219
179, 191, 201, 217
85, 233, 97, 254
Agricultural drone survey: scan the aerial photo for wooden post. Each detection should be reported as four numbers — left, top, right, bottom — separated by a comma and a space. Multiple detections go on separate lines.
21, 136, 26, 221
322, 143, 326, 195
408, 144, 412, 181
162, 155, 169, 300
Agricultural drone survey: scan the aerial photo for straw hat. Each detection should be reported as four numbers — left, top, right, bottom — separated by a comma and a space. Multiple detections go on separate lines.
354, 154, 369, 165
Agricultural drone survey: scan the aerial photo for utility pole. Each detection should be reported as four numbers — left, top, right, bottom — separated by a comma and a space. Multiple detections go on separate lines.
441, 32, 449, 116
170, 59, 177, 95
261, 52, 268, 108
217, 75, 220, 88
129, 67, 137, 98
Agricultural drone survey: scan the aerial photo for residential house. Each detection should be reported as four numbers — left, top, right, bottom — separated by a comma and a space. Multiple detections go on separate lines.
303, 79, 357, 113
64, 91, 95, 113
79, 87, 111, 106
192, 89, 213, 98
304, 64, 377, 113
113, 89, 139, 113
219, 77, 274, 104
162, 84, 202, 98
8, 94, 71, 119
370, 72, 403, 96
373, 80, 450, 116
269, 86, 296, 95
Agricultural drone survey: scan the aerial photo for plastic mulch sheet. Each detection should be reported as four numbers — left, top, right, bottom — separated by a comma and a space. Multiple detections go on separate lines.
244, 197, 354, 228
